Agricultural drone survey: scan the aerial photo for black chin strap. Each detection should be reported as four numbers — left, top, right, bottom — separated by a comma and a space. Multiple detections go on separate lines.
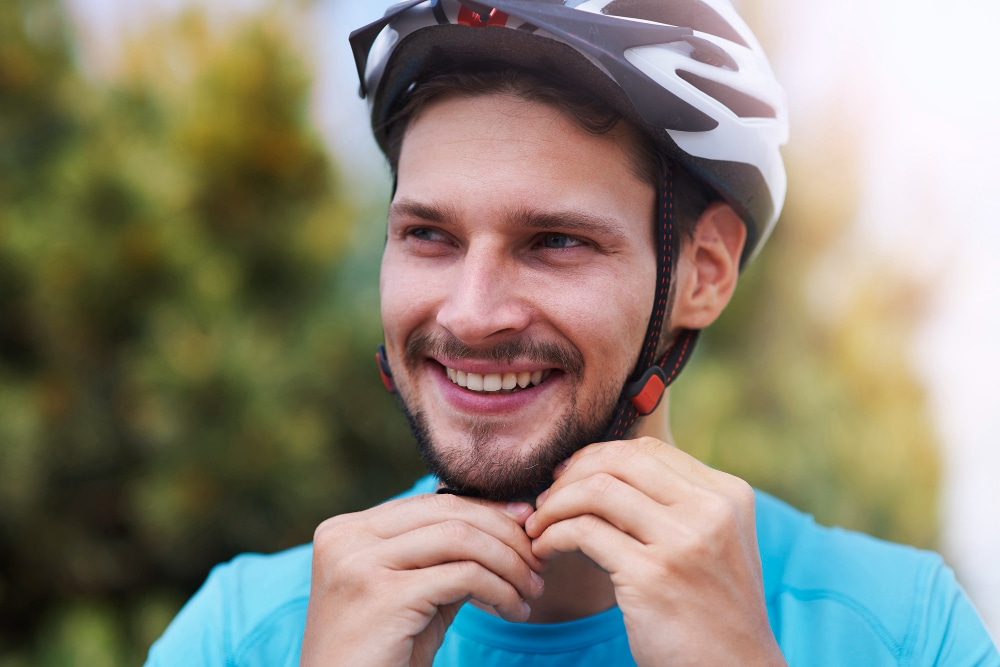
603, 165, 700, 441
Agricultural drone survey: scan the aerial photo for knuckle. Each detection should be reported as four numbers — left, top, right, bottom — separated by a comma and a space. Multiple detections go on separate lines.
636, 436, 660, 451
595, 442, 629, 468
450, 558, 483, 583
727, 475, 757, 508
428, 492, 467, 514
585, 471, 618, 498
576, 513, 604, 538
635, 436, 667, 458
315, 549, 380, 597
312, 519, 334, 545
435, 518, 475, 544
505, 542, 531, 573
662, 520, 713, 567
633, 548, 672, 583
313, 515, 354, 553
701, 492, 741, 537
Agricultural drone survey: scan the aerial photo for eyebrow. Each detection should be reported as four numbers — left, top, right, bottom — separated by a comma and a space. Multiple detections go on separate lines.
389, 199, 459, 225
506, 206, 628, 242
390, 198, 629, 242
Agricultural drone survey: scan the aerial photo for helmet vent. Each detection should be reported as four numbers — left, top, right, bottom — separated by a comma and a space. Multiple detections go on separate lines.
602, 0, 749, 48
677, 69, 776, 119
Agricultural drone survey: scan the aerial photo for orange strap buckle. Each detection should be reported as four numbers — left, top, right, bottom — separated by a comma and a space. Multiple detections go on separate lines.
624, 366, 666, 416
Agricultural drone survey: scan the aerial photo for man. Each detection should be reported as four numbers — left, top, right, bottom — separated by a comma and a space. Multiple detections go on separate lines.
146, 1, 999, 665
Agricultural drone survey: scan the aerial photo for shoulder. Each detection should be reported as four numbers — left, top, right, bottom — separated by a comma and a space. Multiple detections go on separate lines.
755, 490, 999, 665
755, 490, 937, 613
144, 477, 439, 667
144, 544, 313, 667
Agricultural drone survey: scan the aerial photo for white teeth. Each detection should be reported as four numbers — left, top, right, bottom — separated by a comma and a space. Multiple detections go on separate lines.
446, 366, 550, 393
502, 373, 517, 390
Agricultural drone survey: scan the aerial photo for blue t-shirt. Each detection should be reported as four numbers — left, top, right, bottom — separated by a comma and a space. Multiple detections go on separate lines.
145, 477, 999, 666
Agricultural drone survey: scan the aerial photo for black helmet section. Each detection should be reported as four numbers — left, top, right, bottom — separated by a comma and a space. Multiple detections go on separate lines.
352, 1, 719, 132
350, 0, 787, 267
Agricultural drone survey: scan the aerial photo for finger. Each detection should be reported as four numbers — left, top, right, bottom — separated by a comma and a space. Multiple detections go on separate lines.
526, 472, 664, 543
575, 438, 727, 487
412, 561, 533, 623
530, 512, 641, 572
379, 521, 545, 601
368, 493, 532, 532
549, 440, 706, 507
463, 496, 535, 525
351, 493, 544, 571
545, 443, 756, 543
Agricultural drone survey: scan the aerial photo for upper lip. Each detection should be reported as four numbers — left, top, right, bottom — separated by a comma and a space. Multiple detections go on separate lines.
431, 357, 556, 374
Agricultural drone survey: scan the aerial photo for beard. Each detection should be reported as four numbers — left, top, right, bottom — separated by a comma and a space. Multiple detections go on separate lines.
395, 331, 624, 503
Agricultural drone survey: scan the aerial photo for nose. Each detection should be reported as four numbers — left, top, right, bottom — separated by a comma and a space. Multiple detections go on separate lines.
436, 245, 532, 345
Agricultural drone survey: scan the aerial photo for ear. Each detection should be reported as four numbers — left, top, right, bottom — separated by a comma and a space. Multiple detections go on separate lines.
669, 202, 746, 330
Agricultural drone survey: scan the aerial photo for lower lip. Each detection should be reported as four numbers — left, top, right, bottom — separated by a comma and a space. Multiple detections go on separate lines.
429, 362, 559, 415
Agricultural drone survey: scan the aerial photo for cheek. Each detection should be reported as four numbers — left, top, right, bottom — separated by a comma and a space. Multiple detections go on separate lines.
547, 266, 656, 374
379, 252, 455, 359
379, 253, 424, 344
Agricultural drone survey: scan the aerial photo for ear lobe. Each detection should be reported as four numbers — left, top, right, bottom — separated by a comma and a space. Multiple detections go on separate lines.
670, 203, 746, 330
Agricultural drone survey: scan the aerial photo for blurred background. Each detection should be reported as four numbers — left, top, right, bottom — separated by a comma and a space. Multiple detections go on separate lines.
0, 0, 996, 664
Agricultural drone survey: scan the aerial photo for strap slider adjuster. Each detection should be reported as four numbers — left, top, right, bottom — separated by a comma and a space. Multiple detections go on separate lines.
623, 366, 666, 416
376, 344, 396, 394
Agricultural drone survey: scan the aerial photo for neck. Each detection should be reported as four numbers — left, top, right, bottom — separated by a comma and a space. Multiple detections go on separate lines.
532, 552, 617, 622
635, 391, 673, 442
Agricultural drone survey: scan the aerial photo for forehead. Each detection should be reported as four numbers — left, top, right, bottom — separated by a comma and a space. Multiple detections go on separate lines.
385, 68, 659, 186
394, 92, 656, 235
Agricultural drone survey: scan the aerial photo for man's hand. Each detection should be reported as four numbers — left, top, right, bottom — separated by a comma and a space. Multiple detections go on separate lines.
301, 493, 545, 667
526, 437, 785, 667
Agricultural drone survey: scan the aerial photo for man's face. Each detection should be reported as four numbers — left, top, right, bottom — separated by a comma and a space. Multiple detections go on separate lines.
380, 92, 657, 501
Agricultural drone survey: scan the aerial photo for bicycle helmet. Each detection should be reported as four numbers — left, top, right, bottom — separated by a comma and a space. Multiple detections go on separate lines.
352, 0, 788, 439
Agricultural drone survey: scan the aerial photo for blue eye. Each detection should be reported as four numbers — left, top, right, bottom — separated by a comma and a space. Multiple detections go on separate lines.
541, 233, 583, 249
410, 227, 445, 242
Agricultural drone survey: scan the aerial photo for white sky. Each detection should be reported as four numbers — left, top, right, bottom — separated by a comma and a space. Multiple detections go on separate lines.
764, 0, 1000, 635
67, 0, 1000, 636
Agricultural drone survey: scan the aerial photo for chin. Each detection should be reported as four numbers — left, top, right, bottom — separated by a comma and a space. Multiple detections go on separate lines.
400, 397, 612, 503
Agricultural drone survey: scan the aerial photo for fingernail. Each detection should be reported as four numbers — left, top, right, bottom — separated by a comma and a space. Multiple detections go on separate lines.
529, 570, 544, 589
505, 501, 531, 518
535, 489, 550, 507
520, 600, 532, 620
553, 460, 569, 477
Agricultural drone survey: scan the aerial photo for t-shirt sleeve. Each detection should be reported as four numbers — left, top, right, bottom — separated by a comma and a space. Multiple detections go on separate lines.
142, 479, 436, 666
144, 564, 230, 667
914, 560, 1000, 665
143, 545, 313, 667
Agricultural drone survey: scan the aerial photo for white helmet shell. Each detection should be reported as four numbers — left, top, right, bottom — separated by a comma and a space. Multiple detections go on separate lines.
351, 0, 789, 264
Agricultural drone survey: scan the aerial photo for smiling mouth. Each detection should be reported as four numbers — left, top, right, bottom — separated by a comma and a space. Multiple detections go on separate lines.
445, 366, 552, 394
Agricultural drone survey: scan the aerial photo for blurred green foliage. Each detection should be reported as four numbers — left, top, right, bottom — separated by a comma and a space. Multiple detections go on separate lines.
0, 0, 940, 665
0, 2, 419, 664
671, 113, 940, 549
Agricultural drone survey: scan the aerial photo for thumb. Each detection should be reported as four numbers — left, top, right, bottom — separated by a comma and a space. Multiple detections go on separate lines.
436, 487, 533, 526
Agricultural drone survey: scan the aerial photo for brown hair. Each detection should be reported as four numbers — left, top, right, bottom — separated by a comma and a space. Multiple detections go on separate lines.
382, 65, 716, 239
